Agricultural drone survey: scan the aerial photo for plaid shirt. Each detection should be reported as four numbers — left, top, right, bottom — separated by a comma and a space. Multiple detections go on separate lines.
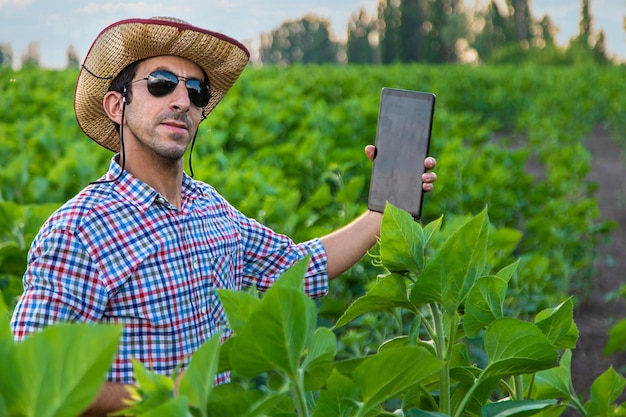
11, 158, 328, 384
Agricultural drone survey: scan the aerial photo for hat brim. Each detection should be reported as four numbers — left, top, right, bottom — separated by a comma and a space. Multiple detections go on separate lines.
74, 17, 250, 152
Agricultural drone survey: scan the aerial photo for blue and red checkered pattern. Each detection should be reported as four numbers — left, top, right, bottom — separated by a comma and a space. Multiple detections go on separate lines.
11, 158, 328, 384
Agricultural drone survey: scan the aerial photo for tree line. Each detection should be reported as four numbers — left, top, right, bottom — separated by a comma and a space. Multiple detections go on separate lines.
0, 0, 620, 68
0, 42, 80, 69
259, 0, 617, 66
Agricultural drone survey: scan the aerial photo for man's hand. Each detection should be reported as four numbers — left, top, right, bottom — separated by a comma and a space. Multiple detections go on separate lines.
364, 145, 437, 191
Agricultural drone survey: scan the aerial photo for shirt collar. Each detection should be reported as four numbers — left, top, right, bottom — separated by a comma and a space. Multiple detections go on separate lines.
104, 156, 202, 213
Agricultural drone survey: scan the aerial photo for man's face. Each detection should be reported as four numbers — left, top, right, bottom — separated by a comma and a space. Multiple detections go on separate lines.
122, 55, 206, 163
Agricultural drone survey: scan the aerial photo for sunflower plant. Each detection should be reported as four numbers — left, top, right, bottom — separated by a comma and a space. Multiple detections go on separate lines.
110, 204, 625, 417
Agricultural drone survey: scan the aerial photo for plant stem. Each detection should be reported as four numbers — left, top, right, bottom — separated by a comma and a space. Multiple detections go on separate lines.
431, 303, 450, 415
500, 379, 515, 397
417, 384, 441, 411
454, 375, 483, 417
527, 374, 535, 399
570, 394, 587, 416
514, 375, 524, 400
293, 370, 311, 417
417, 306, 436, 340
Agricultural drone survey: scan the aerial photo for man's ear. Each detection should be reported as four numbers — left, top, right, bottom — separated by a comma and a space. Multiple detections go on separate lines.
103, 90, 125, 125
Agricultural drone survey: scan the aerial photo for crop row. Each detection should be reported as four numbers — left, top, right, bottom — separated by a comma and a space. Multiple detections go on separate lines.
1, 64, 624, 319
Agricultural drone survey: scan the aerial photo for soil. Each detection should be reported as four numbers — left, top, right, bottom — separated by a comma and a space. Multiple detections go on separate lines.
570, 125, 626, 398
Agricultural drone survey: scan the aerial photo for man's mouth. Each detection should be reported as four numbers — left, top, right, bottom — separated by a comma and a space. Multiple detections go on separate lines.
162, 120, 188, 130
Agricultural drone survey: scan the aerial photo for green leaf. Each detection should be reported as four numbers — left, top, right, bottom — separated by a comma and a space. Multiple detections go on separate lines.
272, 256, 311, 292
0, 394, 6, 417
179, 332, 222, 416
406, 410, 449, 417
219, 256, 309, 334
604, 318, 626, 356
229, 267, 317, 380
534, 298, 578, 349
6, 323, 121, 417
0, 292, 9, 330
312, 369, 359, 417
379, 202, 425, 276
117, 359, 176, 416
585, 366, 626, 417
0, 310, 17, 415
302, 327, 337, 390
206, 385, 286, 417
487, 227, 523, 262
534, 350, 575, 401
0, 202, 19, 237
217, 336, 234, 375
481, 400, 559, 417
422, 215, 443, 247
454, 377, 502, 417
304, 184, 333, 210
132, 358, 175, 395
132, 396, 189, 417
333, 356, 368, 378
352, 346, 442, 416
495, 259, 520, 282
218, 289, 261, 334
482, 318, 558, 380
410, 208, 489, 314
449, 343, 478, 384
336, 176, 365, 205
334, 273, 414, 329
451, 366, 482, 386
0, 243, 28, 276
22, 203, 62, 239
464, 275, 507, 338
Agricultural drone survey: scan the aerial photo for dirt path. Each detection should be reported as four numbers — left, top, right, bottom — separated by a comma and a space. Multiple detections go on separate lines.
571, 125, 626, 396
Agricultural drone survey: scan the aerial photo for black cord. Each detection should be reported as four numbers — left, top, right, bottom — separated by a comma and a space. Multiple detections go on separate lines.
90, 86, 198, 183
81, 64, 113, 80
188, 130, 197, 178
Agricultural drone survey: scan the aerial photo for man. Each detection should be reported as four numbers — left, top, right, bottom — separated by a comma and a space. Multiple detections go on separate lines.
10, 17, 437, 415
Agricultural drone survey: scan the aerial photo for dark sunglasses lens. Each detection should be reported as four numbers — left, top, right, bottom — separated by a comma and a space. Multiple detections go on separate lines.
185, 79, 211, 107
146, 71, 210, 107
146, 72, 179, 96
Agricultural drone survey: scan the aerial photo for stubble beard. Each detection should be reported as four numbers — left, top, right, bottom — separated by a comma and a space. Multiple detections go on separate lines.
134, 112, 196, 163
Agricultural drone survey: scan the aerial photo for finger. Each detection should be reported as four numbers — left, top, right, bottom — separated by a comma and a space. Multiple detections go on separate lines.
422, 182, 434, 192
424, 156, 436, 170
422, 172, 437, 183
364, 145, 377, 162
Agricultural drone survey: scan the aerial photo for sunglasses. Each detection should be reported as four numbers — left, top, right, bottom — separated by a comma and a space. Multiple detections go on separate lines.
128, 70, 211, 108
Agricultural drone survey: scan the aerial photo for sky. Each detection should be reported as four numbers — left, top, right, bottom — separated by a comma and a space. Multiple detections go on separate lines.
0, 0, 624, 68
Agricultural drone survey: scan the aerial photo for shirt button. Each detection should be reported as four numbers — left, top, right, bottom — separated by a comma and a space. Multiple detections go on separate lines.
201, 306, 208, 314
193, 261, 199, 269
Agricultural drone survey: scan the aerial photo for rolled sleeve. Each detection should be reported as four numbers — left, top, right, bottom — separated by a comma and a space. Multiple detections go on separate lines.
237, 213, 329, 298
300, 237, 328, 298
10, 226, 108, 340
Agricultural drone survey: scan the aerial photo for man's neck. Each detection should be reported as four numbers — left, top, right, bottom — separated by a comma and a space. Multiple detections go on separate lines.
121, 155, 184, 209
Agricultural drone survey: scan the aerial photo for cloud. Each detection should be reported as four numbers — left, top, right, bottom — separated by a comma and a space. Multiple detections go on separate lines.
0, 0, 33, 7
74, 2, 152, 15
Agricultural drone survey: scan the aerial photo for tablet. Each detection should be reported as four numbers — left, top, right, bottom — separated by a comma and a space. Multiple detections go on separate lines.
367, 87, 435, 219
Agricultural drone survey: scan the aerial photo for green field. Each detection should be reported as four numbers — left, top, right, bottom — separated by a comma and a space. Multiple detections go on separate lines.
2, 64, 624, 314
2, 62, 626, 416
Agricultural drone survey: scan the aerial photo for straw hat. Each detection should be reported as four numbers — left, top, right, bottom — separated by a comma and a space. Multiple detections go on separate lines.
74, 17, 250, 152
